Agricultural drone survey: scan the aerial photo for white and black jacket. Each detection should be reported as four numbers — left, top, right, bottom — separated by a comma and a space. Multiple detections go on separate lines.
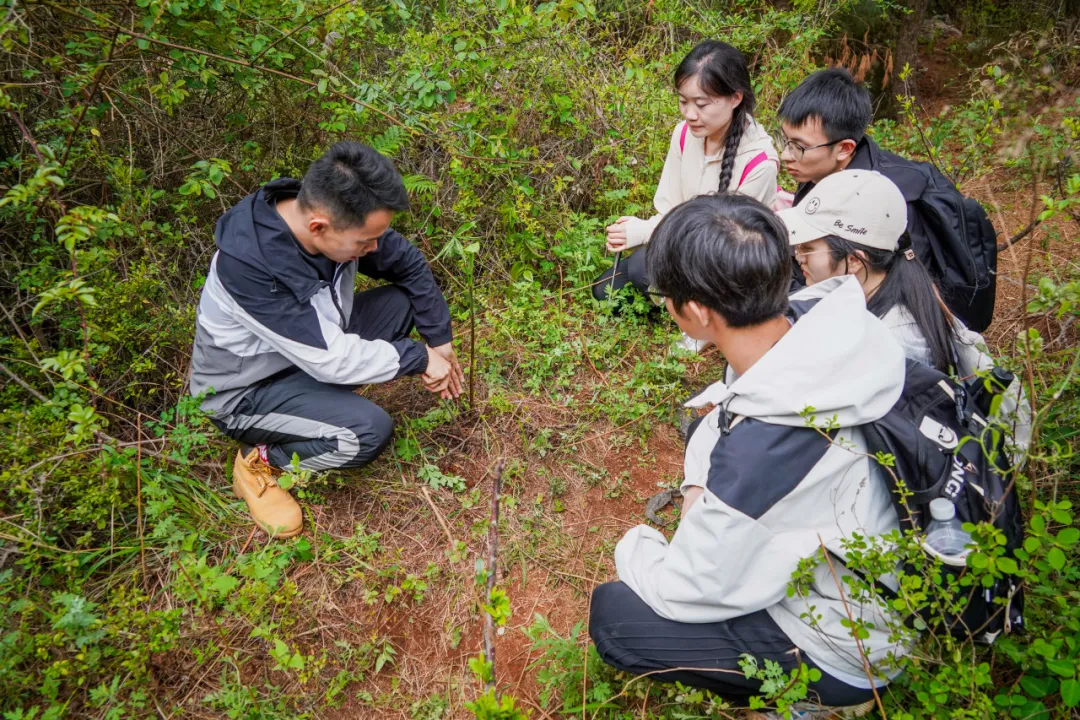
615, 277, 907, 687
189, 179, 452, 416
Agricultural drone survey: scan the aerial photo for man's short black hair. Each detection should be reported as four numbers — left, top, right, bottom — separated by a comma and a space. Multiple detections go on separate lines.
298, 141, 410, 228
647, 193, 791, 328
778, 68, 872, 144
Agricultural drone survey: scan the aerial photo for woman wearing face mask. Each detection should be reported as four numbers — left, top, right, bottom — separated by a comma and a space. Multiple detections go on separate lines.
594, 40, 779, 351
777, 169, 1030, 456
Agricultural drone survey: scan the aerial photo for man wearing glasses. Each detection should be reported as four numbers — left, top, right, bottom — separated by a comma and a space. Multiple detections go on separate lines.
775, 68, 873, 208
774, 68, 998, 332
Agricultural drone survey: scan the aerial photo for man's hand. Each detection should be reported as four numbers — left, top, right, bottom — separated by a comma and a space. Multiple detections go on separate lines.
605, 216, 634, 253
430, 342, 464, 397
422, 343, 464, 400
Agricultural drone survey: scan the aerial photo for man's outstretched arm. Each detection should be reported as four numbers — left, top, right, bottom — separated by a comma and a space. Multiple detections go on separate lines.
357, 229, 464, 396
356, 229, 453, 346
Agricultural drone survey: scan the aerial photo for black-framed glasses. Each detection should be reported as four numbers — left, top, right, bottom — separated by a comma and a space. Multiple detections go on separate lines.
645, 287, 667, 306
775, 132, 845, 161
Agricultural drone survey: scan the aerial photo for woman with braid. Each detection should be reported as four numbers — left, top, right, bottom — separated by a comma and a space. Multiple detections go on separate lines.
595, 41, 779, 352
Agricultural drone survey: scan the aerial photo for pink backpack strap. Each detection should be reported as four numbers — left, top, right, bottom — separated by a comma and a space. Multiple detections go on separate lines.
737, 152, 770, 187
679, 122, 688, 154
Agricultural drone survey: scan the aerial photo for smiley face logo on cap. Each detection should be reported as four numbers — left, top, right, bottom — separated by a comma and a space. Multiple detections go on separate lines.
805, 197, 820, 215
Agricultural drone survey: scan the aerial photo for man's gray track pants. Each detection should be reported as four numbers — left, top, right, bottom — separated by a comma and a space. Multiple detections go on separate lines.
211, 285, 414, 471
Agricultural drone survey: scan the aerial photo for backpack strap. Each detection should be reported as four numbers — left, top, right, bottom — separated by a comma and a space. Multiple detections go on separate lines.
737, 152, 770, 187
680, 122, 688, 154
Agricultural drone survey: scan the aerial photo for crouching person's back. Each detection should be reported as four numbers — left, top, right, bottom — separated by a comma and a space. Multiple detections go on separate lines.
588, 193, 908, 712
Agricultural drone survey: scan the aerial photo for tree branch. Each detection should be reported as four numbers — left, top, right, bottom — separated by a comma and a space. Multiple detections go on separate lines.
997, 218, 1042, 252
45, 2, 408, 130
0, 360, 50, 403
249, 0, 355, 65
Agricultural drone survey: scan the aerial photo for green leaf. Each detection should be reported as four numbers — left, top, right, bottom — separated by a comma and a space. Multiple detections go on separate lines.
968, 552, 989, 569
1061, 679, 1080, 708
1020, 674, 1056, 699
211, 574, 238, 595
318, 78, 328, 94
1052, 509, 1072, 524
1031, 514, 1046, 533
1047, 547, 1066, 571
996, 556, 1019, 574
1047, 660, 1075, 678
1057, 527, 1080, 546
1020, 700, 1050, 720
293, 537, 314, 562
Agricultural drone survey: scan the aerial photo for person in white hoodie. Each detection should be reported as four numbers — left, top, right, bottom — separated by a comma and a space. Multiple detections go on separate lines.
594, 41, 779, 350
590, 193, 907, 710
777, 170, 1031, 458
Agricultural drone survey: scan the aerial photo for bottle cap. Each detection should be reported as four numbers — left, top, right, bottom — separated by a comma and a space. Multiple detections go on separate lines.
930, 498, 956, 522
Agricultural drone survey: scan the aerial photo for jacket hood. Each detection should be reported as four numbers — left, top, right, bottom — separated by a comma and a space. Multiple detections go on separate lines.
687, 275, 906, 427
214, 178, 328, 303
738, 116, 779, 160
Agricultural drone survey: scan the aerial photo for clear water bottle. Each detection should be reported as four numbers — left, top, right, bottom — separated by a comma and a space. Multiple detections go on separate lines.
924, 498, 972, 562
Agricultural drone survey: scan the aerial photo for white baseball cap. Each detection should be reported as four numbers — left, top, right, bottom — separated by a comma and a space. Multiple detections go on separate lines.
776, 170, 908, 252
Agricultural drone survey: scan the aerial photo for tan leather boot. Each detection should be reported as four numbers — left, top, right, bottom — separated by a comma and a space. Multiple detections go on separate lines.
232, 449, 303, 538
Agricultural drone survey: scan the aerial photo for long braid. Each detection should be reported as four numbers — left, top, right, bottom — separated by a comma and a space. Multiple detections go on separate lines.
674, 40, 757, 192
717, 108, 746, 192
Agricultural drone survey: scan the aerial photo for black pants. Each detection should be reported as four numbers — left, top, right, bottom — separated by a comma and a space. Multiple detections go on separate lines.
593, 248, 650, 301
589, 581, 876, 707
212, 285, 413, 471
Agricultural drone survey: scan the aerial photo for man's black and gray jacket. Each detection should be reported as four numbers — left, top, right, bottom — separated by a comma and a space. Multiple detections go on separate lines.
189, 179, 452, 417
615, 277, 907, 689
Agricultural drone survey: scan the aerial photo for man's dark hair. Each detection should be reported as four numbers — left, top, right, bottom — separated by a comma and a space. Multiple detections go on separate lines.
777, 68, 872, 144
647, 193, 790, 328
297, 141, 410, 228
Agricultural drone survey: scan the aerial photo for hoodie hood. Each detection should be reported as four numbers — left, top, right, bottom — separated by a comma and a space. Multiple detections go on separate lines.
687, 275, 905, 427
214, 178, 329, 303
737, 116, 779, 161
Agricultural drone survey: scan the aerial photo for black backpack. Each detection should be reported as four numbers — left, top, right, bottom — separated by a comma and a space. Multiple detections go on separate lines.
860, 359, 1024, 643
865, 140, 999, 333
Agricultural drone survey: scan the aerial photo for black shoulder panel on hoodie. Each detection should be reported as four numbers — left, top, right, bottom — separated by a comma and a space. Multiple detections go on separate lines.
705, 418, 833, 520
788, 297, 822, 322
215, 252, 329, 351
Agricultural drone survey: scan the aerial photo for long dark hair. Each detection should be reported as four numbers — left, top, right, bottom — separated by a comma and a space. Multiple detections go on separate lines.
824, 233, 960, 373
674, 41, 756, 193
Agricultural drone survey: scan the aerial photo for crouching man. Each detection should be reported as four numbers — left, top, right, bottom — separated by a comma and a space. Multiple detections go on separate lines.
589, 194, 907, 711
190, 141, 463, 539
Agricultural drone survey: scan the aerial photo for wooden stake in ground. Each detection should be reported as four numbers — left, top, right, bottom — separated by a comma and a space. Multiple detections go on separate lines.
469, 263, 476, 411
136, 414, 147, 591
482, 459, 506, 691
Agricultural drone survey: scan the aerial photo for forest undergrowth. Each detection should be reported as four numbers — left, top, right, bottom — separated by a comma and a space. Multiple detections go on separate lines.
1, 0, 1080, 718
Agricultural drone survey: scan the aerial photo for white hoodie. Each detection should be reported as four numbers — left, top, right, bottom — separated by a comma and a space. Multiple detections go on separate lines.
622, 117, 780, 249
615, 277, 907, 687
791, 280, 1031, 463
